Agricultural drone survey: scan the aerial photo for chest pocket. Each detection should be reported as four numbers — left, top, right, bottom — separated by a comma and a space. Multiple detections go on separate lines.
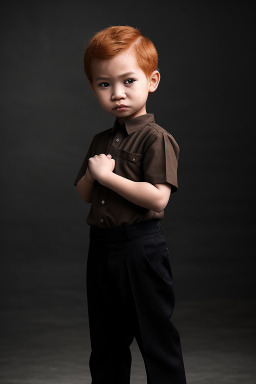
115, 149, 143, 182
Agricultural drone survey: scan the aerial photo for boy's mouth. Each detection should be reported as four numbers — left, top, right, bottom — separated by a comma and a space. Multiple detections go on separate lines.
113, 104, 129, 111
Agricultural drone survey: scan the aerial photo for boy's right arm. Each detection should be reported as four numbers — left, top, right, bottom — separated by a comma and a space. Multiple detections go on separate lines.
76, 168, 95, 203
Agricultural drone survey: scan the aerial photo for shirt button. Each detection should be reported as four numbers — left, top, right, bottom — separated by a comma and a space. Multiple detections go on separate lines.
115, 138, 120, 143
132, 157, 136, 161
101, 200, 105, 205
100, 218, 104, 223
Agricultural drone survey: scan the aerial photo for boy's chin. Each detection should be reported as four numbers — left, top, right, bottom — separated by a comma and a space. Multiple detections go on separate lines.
111, 111, 133, 120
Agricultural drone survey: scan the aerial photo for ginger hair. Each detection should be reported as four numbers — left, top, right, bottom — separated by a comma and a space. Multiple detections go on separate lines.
84, 25, 158, 83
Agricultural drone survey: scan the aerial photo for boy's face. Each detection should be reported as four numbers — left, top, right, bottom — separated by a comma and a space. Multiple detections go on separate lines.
90, 47, 159, 123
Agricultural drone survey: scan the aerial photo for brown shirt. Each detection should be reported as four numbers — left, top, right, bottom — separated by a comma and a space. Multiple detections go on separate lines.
74, 114, 179, 228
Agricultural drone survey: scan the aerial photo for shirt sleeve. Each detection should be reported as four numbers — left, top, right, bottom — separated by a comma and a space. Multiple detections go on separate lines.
73, 139, 94, 186
143, 131, 180, 192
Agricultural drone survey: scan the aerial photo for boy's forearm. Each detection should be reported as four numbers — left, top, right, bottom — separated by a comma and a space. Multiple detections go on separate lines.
99, 172, 169, 212
77, 169, 95, 203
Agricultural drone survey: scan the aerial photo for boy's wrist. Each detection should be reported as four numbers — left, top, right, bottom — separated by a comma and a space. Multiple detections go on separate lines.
97, 170, 113, 186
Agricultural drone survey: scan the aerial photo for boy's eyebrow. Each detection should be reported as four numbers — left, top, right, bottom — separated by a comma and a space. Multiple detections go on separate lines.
95, 72, 137, 81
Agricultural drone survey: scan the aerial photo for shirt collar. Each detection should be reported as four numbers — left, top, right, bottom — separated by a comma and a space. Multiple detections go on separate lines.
112, 113, 155, 135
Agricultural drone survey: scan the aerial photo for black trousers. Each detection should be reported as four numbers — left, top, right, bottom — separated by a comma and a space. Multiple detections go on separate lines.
87, 220, 186, 384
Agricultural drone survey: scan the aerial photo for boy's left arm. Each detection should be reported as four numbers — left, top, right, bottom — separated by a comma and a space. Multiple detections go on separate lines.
88, 154, 171, 212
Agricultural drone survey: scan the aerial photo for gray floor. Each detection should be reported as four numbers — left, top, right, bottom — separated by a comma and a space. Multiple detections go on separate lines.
1, 297, 255, 384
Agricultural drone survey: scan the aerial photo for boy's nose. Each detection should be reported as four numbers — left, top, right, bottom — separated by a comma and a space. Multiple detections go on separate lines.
111, 85, 125, 100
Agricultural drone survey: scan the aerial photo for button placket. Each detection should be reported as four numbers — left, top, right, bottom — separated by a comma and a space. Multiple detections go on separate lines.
107, 131, 124, 158
98, 130, 124, 227
99, 198, 107, 224
113, 134, 122, 148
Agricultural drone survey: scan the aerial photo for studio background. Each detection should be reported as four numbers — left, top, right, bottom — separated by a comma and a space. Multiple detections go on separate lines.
1, 1, 255, 383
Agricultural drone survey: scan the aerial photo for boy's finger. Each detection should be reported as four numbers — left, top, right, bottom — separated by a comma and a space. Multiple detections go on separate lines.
106, 154, 112, 159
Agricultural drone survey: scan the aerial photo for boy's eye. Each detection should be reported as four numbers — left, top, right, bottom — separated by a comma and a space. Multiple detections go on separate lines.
99, 82, 110, 88
124, 78, 136, 85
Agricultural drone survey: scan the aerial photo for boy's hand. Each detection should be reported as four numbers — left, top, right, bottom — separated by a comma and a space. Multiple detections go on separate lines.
88, 154, 115, 183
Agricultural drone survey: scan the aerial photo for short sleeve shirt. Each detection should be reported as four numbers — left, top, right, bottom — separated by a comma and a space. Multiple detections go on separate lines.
74, 114, 179, 228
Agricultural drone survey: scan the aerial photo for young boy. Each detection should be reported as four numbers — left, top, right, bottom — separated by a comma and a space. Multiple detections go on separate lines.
74, 25, 186, 384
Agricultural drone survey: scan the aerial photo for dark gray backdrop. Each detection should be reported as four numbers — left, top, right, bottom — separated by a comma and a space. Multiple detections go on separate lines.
1, 0, 254, 304
1, 1, 255, 382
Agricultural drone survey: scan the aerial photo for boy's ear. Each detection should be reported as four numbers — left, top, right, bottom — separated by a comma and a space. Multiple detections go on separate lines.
148, 70, 160, 93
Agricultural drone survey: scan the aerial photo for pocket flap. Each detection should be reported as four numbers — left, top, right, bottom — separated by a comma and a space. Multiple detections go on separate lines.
117, 149, 143, 163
